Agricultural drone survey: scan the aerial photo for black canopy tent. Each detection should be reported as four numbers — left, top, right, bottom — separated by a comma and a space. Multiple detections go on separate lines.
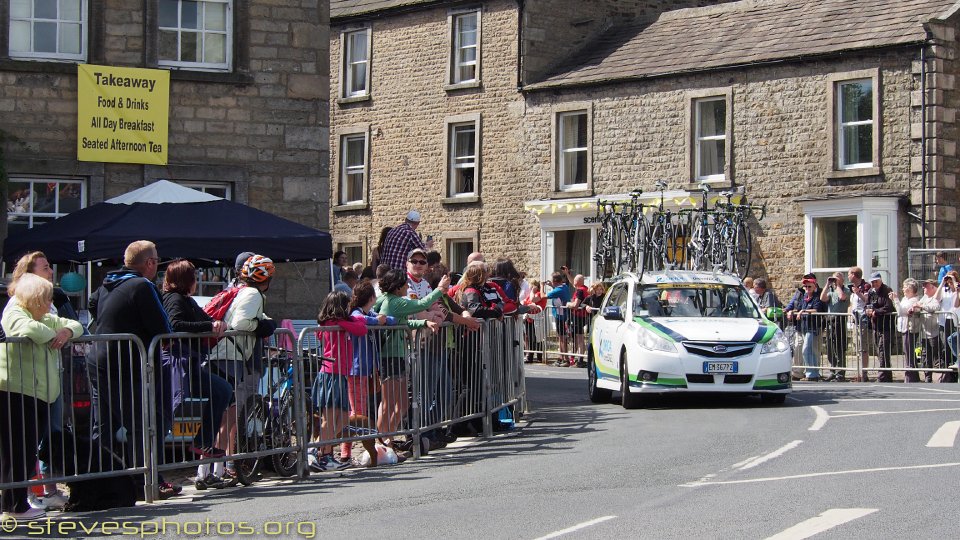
3, 181, 332, 265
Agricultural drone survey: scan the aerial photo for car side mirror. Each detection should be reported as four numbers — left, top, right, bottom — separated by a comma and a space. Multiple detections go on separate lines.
601, 306, 624, 321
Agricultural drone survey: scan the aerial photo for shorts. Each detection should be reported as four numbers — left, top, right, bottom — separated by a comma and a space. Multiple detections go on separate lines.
555, 319, 569, 337
379, 356, 407, 380
569, 314, 587, 335
312, 372, 350, 412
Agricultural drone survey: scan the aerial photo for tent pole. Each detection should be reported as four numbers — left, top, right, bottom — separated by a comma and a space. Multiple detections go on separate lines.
329, 258, 335, 294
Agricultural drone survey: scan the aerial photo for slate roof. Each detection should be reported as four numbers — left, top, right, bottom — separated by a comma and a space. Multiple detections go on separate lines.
528, 0, 960, 89
331, 0, 443, 19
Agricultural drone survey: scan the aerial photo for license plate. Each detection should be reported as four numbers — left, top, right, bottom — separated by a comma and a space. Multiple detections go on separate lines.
172, 421, 201, 437
703, 361, 738, 374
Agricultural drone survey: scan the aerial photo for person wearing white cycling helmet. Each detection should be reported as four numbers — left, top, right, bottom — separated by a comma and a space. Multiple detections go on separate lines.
206, 254, 278, 484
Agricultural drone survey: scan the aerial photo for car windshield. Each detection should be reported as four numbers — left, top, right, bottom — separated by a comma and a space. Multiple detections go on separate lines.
634, 284, 759, 318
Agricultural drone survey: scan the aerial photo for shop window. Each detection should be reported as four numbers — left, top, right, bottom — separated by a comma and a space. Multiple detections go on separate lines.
177, 180, 231, 199
7, 177, 86, 239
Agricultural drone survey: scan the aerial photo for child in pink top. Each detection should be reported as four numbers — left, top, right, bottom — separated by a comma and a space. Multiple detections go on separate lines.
309, 291, 367, 472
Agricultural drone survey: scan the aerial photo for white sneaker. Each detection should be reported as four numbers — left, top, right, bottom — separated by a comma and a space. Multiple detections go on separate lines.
27, 492, 43, 510
949, 362, 958, 370
37, 493, 68, 510
2, 506, 46, 522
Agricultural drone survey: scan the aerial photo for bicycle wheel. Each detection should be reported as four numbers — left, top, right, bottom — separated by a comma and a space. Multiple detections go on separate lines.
269, 394, 300, 477
633, 216, 650, 277
732, 219, 752, 279
648, 221, 664, 272
234, 395, 268, 486
688, 219, 707, 271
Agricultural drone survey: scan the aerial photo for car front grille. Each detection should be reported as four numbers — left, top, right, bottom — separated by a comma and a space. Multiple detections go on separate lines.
686, 374, 715, 384
681, 341, 756, 358
723, 375, 753, 384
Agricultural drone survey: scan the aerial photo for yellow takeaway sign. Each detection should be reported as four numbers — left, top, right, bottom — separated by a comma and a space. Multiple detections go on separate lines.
77, 64, 170, 165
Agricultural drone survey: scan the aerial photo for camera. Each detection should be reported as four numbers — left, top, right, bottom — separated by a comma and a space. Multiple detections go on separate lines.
828, 277, 836, 283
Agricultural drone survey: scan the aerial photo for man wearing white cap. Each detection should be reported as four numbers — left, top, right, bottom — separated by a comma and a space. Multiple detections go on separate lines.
381, 210, 434, 270
865, 271, 894, 382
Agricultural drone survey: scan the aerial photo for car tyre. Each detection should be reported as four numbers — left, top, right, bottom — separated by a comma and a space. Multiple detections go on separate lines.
620, 355, 642, 409
760, 393, 787, 405
588, 353, 612, 403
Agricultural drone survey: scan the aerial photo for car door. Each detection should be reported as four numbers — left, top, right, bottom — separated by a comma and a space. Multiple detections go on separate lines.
594, 282, 630, 373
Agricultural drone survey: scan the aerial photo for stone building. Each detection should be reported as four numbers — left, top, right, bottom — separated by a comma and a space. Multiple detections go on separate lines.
330, 0, 960, 298
0, 1, 330, 319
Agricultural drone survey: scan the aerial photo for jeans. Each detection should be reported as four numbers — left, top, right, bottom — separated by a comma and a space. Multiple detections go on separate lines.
188, 368, 233, 449
802, 332, 820, 379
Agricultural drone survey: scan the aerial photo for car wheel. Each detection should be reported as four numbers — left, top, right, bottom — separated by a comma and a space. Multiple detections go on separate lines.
620, 354, 641, 409
588, 353, 612, 403
760, 393, 787, 405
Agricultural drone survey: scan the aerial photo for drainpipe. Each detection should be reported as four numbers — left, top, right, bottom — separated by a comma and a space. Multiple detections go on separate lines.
516, 0, 524, 91
921, 44, 928, 248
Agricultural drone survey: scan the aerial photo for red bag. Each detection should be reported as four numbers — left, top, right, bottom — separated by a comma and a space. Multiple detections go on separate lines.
201, 286, 243, 347
203, 286, 242, 321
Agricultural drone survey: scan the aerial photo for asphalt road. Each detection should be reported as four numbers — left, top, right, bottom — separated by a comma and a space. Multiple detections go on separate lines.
19, 365, 960, 539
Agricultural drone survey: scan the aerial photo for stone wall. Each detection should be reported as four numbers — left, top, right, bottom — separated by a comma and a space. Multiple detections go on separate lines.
330, 0, 545, 273
924, 15, 960, 248
0, 0, 330, 320
522, 50, 923, 300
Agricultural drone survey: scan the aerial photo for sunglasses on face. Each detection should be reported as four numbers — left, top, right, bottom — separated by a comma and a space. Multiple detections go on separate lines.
409, 259, 427, 265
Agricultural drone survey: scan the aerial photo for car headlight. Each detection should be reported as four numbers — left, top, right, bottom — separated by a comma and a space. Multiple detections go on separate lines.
760, 329, 790, 354
637, 327, 675, 352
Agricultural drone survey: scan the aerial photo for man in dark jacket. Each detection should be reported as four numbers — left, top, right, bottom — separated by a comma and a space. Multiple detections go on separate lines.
865, 271, 894, 382
87, 240, 177, 498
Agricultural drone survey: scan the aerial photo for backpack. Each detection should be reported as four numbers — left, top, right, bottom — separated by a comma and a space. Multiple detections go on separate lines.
201, 286, 243, 347
203, 286, 243, 322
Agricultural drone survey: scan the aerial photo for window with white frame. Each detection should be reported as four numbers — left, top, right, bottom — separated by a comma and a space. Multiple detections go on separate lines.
338, 243, 364, 267
836, 79, 874, 169
695, 97, 727, 182
557, 111, 589, 190
448, 121, 477, 197
177, 181, 232, 199
8, 0, 87, 61
158, 0, 232, 71
339, 133, 367, 205
450, 10, 478, 85
342, 28, 371, 98
447, 239, 474, 271
7, 178, 86, 238
802, 197, 898, 286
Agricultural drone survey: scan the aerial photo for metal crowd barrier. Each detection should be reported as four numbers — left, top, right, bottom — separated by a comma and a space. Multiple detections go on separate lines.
0, 334, 154, 501
769, 311, 960, 383
524, 306, 591, 366
0, 320, 528, 503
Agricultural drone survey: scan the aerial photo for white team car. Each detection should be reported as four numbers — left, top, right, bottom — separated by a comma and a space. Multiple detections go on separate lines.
588, 270, 792, 408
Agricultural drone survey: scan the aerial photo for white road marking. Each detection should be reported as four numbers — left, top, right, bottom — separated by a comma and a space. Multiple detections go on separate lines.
764, 508, 878, 540
926, 420, 960, 448
829, 408, 960, 418
909, 387, 960, 394
837, 398, 960, 402
809, 406, 829, 431
681, 462, 960, 487
737, 440, 803, 470
532, 516, 617, 539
